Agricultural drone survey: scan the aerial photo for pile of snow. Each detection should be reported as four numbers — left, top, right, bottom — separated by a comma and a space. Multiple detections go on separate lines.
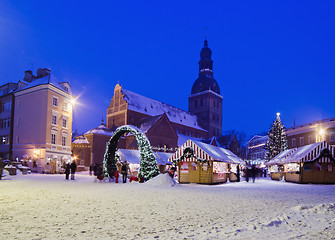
294, 203, 335, 214
145, 173, 179, 187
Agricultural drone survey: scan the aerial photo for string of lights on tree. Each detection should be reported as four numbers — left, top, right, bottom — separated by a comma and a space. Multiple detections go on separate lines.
265, 113, 288, 160
103, 125, 159, 181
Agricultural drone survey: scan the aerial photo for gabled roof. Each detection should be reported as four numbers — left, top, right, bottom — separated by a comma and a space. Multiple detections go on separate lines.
247, 135, 268, 143
169, 139, 244, 164
265, 148, 297, 166
266, 141, 335, 165
121, 88, 205, 131
137, 114, 163, 133
177, 134, 202, 147
281, 141, 334, 164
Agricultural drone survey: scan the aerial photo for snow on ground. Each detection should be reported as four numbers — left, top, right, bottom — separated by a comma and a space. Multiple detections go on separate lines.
1, 173, 335, 240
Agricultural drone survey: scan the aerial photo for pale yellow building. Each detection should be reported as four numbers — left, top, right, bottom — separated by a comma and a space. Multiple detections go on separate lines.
12, 69, 74, 173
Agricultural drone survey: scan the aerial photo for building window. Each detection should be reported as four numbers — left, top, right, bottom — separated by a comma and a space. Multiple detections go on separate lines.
292, 138, 296, 147
51, 133, 57, 144
0, 135, 9, 144
16, 136, 19, 144
52, 97, 58, 107
62, 118, 67, 128
308, 135, 312, 144
194, 100, 198, 107
200, 99, 204, 107
300, 137, 304, 146
1, 102, 11, 112
0, 118, 11, 129
330, 132, 335, 141
62, 136, 66, 146
52, 115, 57, 125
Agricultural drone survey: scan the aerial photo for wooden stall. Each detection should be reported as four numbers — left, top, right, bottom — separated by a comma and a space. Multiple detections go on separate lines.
168, 139, 244, 184
266, 149, 297, 181
268, 141, 335, 184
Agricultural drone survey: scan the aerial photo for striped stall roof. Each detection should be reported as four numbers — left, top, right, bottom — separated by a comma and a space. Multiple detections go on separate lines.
168, 139, 244, 164
265, 148, 297, 166
281, 141, 335, 164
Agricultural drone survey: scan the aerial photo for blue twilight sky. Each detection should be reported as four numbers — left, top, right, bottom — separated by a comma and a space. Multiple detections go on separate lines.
0, 0, 334, 140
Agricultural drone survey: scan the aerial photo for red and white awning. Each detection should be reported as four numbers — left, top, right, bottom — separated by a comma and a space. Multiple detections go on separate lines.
168, 139, 244, 164
281, 141, 335, 164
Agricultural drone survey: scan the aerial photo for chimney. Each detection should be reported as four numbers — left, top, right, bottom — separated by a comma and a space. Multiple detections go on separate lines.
23, 70, 34, 82
36, 68, 51, 78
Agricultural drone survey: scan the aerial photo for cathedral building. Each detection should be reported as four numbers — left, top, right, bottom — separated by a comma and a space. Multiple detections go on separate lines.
189, 38, 223, 138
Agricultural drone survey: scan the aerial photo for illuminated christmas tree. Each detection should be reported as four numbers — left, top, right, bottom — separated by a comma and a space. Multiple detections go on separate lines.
265, 113, 288, 160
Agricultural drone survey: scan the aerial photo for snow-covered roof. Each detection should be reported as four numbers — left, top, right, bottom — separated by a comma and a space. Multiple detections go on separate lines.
281, 142, 331, 164
138, 115, 162, 133
15, 74, 70, 94
193, 140, 245, 164
122, 88, 205, 131
73, 135, 90, 144
117, 149, 169, 165
247, 135, 268, 144
178, 134, 202, 147
266, 141, 335, 165
265, 148, 297, 165
169, 139, 245, 164
85, 123, 114, 136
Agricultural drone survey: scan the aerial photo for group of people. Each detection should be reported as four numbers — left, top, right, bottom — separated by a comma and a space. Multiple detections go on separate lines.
65, 160, 77, 180
89, 161, 130, 183
244, 165, 267, 183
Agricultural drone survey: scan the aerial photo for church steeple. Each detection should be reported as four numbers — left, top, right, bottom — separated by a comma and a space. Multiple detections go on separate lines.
199, 38, 213, 74
189, 38, 223, 138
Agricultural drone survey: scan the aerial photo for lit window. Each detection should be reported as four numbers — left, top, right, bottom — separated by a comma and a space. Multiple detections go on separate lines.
52, 97, 58, 107
308, 135, 312, 144
0, 135, 9, 145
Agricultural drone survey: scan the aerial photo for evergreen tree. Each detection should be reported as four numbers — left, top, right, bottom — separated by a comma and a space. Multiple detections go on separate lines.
265, 113, 288, 160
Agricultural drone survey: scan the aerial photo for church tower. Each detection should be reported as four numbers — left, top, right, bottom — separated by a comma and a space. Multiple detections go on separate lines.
189, 38, 223, 138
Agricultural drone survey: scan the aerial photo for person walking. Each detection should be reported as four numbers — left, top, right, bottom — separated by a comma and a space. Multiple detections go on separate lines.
70, 160, 77, 180
236, 164, 240, 182
121, 161, 129, 183
251, 165, 257, 183
65, 162, 70, 180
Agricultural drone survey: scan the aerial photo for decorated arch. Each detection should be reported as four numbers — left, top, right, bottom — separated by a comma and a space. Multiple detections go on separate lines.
103, 125, 159, 181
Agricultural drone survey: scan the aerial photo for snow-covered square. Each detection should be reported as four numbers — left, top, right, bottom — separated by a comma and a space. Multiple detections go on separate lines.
1, 173, 335, 239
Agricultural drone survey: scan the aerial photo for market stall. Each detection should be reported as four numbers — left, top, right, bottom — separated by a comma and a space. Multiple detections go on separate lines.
168, 139, 245, 184
267, 141, 335, 184
265, 148, 297, 180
